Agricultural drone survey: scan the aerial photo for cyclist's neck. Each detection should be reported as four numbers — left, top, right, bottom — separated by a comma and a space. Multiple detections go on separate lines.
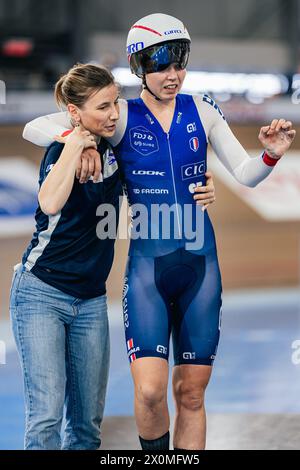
140, 89, 176, 113
140, 90, 176, 134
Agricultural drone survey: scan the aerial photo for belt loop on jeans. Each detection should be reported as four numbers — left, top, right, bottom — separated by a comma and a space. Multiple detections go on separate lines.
13, 263, 24, 273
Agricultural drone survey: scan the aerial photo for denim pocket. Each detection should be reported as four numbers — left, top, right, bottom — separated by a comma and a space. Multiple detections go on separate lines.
21, 269, 54, 292
17, 269, 65, 309
17, 269, 41, 292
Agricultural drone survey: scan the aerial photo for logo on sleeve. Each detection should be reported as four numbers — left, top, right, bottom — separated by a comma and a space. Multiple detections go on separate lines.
103, 149, 118, 179
107, 150, 117, 166
203, 94, 226, 120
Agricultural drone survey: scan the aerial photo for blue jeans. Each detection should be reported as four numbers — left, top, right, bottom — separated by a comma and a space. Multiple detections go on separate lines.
10, 264, 110, 450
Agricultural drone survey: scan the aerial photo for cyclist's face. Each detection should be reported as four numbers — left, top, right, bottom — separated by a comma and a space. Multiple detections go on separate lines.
145, 64, 186, 101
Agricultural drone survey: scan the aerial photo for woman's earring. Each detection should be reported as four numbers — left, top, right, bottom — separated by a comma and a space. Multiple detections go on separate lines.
71, 117, 80, 128
74, 117, 81, 127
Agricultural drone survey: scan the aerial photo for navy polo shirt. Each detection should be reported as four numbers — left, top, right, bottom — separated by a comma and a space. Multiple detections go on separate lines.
22, 140, 122, 299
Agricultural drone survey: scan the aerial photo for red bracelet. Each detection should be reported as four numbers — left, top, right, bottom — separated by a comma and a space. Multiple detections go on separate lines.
61, 130, 73, 137
262, 151, 279, 167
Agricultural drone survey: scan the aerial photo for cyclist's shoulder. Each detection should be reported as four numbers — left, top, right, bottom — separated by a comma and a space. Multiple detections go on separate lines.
192, 94, 226, 123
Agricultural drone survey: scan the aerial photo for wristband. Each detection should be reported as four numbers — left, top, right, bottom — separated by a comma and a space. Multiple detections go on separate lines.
61, 130, 73, 137
262, 151, 280, 167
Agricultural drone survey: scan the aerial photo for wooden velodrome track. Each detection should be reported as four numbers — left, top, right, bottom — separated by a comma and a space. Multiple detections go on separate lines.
1, 124, 300, 322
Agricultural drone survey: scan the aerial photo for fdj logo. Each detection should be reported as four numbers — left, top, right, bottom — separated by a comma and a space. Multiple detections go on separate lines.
127, 42, 144, 54
130, 126, 159, 156
181, 161, 206, 181
133, 132, 153, 141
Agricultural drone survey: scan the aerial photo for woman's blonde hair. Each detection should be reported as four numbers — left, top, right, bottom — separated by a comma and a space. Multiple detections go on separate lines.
54, 63, 115, 109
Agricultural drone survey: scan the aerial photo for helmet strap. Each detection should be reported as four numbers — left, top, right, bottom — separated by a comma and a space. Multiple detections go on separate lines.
142, 75, 161, 101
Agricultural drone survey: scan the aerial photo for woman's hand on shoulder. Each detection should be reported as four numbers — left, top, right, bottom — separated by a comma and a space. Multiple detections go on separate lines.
54, 126, 101, 183
55, 125, 97, 150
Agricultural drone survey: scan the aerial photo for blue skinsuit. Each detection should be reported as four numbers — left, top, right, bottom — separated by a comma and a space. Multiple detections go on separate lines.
114, 94, 222, 366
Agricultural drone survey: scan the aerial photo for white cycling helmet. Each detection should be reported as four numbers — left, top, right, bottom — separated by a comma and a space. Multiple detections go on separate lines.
126, 13, 191, 78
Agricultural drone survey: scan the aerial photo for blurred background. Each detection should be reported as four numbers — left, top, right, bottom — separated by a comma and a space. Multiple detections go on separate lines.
1, 0, 300, 450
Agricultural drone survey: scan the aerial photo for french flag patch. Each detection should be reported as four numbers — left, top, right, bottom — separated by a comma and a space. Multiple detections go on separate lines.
130, 353, 137, 363
127, 338, 134, 351
189, 137, 199, 152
